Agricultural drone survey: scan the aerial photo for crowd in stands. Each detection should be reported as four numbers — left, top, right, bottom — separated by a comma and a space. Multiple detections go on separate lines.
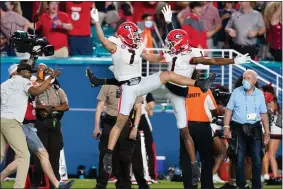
0, 1, 282, 62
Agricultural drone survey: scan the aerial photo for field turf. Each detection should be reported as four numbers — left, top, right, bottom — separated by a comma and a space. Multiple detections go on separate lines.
1, 179, 282, 188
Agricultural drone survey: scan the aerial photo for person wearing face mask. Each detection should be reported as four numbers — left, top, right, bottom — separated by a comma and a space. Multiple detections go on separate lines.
32, 65, 69, 189
141, 13, 154, 53
1, 61, 60, 188
224, 70, 270, 189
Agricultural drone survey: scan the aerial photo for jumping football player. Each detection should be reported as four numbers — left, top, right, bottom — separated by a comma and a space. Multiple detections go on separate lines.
87, 8, 218, 184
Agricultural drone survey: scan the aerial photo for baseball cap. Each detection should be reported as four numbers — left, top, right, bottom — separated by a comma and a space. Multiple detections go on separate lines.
17, 63, 37, 73
8, 64, 18, 76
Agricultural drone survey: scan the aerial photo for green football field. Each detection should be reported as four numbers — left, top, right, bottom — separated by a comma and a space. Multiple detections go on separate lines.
1, 179, 281, 188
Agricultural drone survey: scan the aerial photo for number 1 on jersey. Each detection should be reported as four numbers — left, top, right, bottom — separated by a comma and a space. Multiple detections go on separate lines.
128, 49, 135, 65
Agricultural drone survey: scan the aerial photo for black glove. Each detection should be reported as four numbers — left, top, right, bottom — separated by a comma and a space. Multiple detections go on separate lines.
103, 150, 113, 174
194, 73, 217, 93
191, 162, 200, 185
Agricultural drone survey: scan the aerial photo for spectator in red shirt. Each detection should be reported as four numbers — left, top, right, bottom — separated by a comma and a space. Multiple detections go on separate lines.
66, 2, 94, 56
264, 2, 282, 62
182, 2, 207, 49
32, 2, 73, 57
132, 2, 157, 23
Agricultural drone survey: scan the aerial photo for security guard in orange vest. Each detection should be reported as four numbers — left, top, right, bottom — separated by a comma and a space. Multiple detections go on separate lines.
180, 70, 218, 189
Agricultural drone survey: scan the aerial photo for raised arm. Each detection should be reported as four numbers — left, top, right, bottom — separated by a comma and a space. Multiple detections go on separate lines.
91, 8, 117, 53
191, 53, 251, 65
28, 70, 60, 96
162, 5, 175, 34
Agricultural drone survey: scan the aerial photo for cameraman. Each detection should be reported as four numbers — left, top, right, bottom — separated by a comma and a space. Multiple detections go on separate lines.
32, 64, 69, 188
1, 62, 60, 188
210, 86, 229, 183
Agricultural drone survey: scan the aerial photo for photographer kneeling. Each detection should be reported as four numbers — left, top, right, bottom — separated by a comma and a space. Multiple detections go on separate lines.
224, 70, 270, 189
32, 64, 69, 188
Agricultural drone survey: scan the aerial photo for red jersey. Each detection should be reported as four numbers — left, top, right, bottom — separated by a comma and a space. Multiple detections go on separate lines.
66, 2, 93, 36
181, 13, 208, 49
132, 2, 157, 23
36, 11, 71, 50
24, 96, 36, 122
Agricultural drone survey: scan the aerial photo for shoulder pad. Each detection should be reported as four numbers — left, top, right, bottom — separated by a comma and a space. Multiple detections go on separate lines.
108, 36, 120, 45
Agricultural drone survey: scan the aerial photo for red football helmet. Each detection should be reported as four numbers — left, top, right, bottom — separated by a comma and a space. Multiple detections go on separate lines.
116, 22, 142, 49
165, 29, 190, 54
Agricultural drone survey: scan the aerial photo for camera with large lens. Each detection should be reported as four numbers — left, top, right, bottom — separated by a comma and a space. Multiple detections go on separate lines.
212, 87, 231, 106
9, 31, 54, 57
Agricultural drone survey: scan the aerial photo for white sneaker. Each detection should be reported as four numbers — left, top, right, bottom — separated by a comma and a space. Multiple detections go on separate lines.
263, 174, 270, 180
131, 179, 138, 185
3, 177, 10, 181
108, 177, 117, 183
151, 179, 160, 184
213, 174, 225, 183
261, 176, 264, 183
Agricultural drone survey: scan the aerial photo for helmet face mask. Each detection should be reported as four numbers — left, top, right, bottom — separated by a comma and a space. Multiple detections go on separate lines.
165, 29, 190, 55
165, 39, 177, 54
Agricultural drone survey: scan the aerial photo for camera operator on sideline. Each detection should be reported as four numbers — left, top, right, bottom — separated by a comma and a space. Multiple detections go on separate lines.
1, 63, 75, 189
224, 70, 270, 189
210, 86, 230, 184
1, 61, 60, 188
32, 64, 69, 188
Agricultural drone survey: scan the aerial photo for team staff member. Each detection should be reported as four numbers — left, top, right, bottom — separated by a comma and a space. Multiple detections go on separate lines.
1, 62, 60, 188
1, 64, 74, 189
224, 70, 270, 189
93, 85, 143, 189
180, 70, 217, 189
33, 65, 69, 188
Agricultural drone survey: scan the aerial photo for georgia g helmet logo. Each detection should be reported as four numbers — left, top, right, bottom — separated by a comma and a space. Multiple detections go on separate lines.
174, 34, 182, 39
124, 25, 132, 30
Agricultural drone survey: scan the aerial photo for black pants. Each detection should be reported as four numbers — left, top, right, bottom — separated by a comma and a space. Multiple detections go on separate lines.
180, 122, 214, 189
132, 131, 150, 189
270, 48, 282, 62
32, 118, 64, 188
233, 43, 257, 59
138, 115, 157, 180
96, 115, 135, 189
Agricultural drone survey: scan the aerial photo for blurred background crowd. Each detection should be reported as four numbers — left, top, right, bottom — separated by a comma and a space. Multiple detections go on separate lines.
0, 1, 282, 62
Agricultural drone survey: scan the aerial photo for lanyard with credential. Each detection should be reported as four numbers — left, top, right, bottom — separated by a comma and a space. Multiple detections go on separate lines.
45, 88, 60, 128
245, 94, 257, 121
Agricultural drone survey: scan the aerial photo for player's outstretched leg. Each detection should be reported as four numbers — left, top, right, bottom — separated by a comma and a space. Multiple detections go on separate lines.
194, 73, 217, 93
85, 67, 119, 87
160, 72, 217, 93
